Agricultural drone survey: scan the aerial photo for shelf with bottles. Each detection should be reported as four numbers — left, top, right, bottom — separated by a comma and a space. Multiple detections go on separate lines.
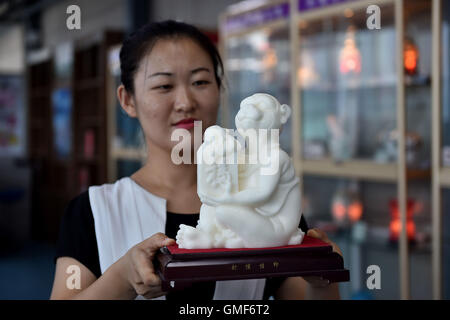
301, 123, 431, 175
441, 3, 450, 176
301, 172, 433, 299
302, 175, 433, 251
317, 221, 432, 257
298, 3, 432, 176
299, 158, 430, 183
299, 74, 431, 93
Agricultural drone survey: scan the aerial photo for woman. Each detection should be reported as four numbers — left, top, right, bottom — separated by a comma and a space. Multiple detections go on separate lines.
50, 20, 342, 300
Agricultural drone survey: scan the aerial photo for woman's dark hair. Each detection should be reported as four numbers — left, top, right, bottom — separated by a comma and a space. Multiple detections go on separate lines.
120, 20, 224, 94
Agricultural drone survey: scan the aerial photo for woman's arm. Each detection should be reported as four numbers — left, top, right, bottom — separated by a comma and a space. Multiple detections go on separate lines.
275, 277, 340, 300
213, 169, 281, 207
50, 257, 135, 300
50, 233, 174, 300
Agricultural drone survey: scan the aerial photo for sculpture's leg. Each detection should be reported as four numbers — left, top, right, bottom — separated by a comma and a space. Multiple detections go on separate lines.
218, 228, 245, 248
198, 204, 218, 234
215, 205, 286, 247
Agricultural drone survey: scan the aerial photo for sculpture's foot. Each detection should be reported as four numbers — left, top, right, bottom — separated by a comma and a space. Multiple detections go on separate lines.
176, 224, 214, 249
224, 237, 245, 248
217, 229, 245, 248
287, 228, 305, 245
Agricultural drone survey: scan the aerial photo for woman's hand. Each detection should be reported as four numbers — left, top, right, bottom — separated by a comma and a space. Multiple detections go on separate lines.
116, 233, 175, 299
307, 228, 342, 257
303, 228, 343, 288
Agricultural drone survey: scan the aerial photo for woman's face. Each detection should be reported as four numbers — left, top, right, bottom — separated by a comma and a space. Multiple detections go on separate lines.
131, 37, 220, 155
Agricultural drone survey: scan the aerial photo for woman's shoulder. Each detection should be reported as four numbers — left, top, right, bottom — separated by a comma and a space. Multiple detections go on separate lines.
64, 178, 130, 216
88, 177, 140, 205
62, 190, 95, 228
88, 176, 132, 194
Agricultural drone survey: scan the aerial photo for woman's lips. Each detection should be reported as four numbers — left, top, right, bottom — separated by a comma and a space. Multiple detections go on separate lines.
174, 118, 197, 130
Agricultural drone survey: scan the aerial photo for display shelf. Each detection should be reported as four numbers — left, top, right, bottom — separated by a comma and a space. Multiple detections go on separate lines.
111, 147, 146, 161
72, 30, 124, 191
440, 168, 450, 187
106, 43, 146, 181
431, 0, 448, 299
301, 158, 430, 182
329, 230, 432, 255
300, 158, 397, 182
301, 77, 397, 92
301, 76, 430, 92
407, 169, 431, 181
221, 0, 439, 300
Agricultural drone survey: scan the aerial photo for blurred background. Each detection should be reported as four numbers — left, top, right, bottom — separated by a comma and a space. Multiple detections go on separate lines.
0, 0, 449, 300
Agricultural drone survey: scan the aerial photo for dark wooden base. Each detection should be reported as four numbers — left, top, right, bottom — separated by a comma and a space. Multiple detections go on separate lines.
155, 236, 350, 292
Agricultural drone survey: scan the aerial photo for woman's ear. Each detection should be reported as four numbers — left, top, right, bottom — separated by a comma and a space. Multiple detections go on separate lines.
279, 104, 291, 124
117, 84, 138, 118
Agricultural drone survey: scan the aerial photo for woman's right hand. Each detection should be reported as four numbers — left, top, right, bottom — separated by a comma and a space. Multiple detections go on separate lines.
116, 232, 175, 299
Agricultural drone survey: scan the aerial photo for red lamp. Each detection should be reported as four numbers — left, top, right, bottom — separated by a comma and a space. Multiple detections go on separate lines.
339, 26, 361, 75
331, 182, 363, 227
389, 199, 416, 242
404, 38, 419, 75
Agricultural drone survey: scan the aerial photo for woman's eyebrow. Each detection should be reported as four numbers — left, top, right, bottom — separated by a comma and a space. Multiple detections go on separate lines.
191, 67, 211, 74
148, 72, 173, 78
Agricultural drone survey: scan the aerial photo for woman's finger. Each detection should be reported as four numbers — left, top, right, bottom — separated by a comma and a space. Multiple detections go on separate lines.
307, 228, 329, 242
307, 228, 342, 257
134, 249, 161, 287
141, 233, 175, 256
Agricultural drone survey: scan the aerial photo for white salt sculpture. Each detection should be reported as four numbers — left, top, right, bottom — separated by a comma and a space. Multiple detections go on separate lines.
176, 93, 304, 248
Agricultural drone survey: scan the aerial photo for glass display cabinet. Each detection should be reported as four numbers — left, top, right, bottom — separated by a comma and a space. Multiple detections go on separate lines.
291, 0, 433, 300
431, 0, 450, 300
221, 0, 445, 299
219, 1, 292, 154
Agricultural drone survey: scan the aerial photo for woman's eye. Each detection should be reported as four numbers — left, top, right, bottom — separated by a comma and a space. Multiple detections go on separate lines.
193, 80, 210, 86
153, 84, 173, 90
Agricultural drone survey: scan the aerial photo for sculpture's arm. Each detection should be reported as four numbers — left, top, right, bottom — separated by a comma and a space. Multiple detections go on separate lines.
220, 169, 280, 206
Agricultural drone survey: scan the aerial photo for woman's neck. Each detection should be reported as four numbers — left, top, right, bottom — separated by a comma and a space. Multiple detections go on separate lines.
132, 143, 197, 193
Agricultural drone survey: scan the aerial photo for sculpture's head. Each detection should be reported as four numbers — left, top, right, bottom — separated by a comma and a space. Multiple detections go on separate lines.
235, 93, 291, 134
203, 125, 240, 160
204, 125, 225, 144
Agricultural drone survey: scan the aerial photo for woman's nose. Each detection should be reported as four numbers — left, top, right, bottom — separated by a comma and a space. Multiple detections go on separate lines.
174, 87, 196, 112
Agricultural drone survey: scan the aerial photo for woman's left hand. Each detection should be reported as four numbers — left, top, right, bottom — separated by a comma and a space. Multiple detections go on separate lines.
303, 228, 343, 288
307, 228, 342, 257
